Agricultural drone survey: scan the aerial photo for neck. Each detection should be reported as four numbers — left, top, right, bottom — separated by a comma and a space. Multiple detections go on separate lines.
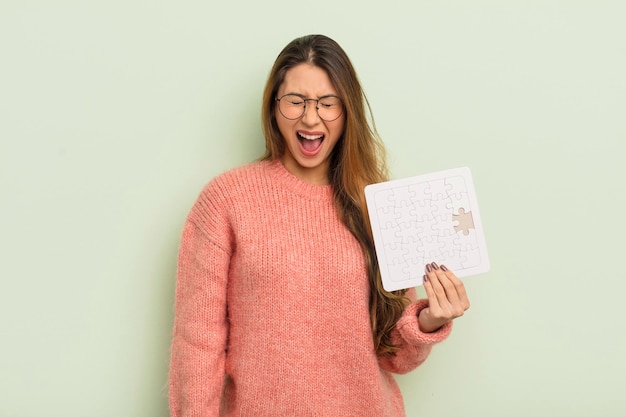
280, 156, 330, 185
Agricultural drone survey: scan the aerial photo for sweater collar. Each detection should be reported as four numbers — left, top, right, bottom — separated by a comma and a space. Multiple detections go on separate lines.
266, 160, 334, 202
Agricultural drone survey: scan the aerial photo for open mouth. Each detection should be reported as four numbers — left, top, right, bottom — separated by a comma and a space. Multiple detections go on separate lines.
297, 132, 325, 153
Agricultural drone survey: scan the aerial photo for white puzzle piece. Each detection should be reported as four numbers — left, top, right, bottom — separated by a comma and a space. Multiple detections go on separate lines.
365, 167, 490, 291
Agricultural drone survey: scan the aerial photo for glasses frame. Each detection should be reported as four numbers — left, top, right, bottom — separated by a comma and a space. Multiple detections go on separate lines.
275, 93, 344, 122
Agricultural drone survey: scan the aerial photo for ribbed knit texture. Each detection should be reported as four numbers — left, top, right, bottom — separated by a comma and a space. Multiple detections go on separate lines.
169, 160, 452, 417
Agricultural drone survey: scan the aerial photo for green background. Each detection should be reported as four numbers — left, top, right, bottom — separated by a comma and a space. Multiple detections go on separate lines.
1, 1, 624, 416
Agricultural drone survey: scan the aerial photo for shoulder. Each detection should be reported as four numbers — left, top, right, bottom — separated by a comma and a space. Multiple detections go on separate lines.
202, 160, 273, 198
187, 161, 272, 229
213, 160, 272, 184
195, 160, 281, 210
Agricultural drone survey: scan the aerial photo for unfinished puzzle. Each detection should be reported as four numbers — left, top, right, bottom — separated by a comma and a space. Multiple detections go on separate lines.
364, 167, 489, 291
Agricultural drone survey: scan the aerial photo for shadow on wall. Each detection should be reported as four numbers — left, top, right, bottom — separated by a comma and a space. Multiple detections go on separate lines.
144, 209, 184, 416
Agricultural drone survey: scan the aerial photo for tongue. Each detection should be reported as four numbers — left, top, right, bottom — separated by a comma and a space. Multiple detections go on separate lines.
301, 138, 323, 152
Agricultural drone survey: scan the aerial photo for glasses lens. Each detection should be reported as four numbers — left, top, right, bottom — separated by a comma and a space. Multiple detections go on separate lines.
278, 94, 305, 119
317, 96, 343, 121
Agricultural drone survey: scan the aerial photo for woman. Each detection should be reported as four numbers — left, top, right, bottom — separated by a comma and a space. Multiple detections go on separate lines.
169, 34, 470, 416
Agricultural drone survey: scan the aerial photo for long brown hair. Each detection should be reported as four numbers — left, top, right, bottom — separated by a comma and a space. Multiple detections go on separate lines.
261, 34, 408, 355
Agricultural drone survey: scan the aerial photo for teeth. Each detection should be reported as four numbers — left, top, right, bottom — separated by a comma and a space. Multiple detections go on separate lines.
298, 132, 324, 140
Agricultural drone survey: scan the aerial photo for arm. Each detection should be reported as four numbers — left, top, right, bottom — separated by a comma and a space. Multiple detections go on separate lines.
378, 263, 470, 374
169, 184, 233, 417
377, 292, 453, 374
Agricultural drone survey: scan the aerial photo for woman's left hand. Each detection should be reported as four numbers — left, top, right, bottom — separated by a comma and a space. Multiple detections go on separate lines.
418, 262, 470, 333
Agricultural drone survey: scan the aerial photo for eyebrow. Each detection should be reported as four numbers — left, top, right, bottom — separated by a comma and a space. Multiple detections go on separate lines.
282, 92, 340, 99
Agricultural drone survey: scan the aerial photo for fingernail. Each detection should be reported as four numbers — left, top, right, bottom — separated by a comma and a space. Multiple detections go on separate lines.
425, 264, 432, 273
423, 274, 429, 282
431, 262, 439, 270
441, 264, 448, 272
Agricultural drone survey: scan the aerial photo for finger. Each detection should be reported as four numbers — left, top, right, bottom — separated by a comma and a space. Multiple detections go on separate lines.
424, 263, 450, 308
441, 264, 470, 311
431, 264, 462, 309
429, 262, 470, 320
422, 274, 440, 311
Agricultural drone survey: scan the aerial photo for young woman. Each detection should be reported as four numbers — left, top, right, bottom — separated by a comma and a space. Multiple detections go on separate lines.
169, 34, 470, 417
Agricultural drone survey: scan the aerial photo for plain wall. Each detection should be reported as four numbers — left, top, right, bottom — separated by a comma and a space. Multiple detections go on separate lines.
1, 1, 625, 416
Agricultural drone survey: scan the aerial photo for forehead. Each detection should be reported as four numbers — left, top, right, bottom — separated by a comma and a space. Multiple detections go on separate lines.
278, 63, 338, 96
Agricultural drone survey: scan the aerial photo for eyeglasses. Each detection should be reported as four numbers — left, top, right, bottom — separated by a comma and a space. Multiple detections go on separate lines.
275, 94, 344, 122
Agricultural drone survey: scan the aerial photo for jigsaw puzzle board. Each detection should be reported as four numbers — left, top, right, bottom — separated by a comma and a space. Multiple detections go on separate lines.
365, 167, 490, 291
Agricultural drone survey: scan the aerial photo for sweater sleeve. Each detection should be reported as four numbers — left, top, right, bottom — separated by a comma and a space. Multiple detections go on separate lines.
169, 181, 233, 417
378, 289, 453, 375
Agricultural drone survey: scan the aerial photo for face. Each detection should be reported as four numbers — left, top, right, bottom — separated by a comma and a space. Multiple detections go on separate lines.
275, 63, 345, 185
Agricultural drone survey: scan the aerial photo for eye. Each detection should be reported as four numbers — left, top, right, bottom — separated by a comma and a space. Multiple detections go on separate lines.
319, 97, 341, 108
283, 95, 304, 106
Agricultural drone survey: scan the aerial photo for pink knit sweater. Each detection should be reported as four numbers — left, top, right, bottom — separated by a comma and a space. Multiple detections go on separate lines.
169, 160, 452, 417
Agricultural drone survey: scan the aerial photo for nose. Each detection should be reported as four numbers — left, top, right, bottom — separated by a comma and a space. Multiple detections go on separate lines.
301, 99, 321, 125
